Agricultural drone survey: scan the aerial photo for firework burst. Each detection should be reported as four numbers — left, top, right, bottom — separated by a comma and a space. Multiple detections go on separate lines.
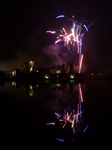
46, 14, 96, 73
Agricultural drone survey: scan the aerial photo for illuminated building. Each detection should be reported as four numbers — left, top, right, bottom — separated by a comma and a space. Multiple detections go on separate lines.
12, 69, 21, 78
38, 62, 75, 75
38, 63, 67, 74
12, 70, 16, 77
23, 60, 35, 73
66, 62, 75, 73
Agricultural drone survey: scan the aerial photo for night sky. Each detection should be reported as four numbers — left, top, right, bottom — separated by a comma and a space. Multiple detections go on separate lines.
0, 0, 112, 73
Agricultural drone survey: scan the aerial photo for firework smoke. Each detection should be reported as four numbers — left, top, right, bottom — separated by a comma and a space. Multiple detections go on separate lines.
46, 14, 96, 73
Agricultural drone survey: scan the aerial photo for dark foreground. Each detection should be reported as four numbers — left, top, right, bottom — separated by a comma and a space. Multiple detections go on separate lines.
0, 80, 112, 149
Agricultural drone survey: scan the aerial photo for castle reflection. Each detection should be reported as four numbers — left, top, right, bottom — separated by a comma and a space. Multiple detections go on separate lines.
11, 80, 80, 96
11, 80, 88, 141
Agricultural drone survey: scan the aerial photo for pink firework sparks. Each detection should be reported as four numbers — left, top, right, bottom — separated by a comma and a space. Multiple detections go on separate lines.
46, 14, 96, 73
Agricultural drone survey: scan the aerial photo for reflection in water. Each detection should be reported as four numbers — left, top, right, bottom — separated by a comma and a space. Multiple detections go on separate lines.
12, 81, 34, 96
29, 85, 34, 96
12, 81, 16, 87
11, 81, 80, 95
1, 80, 112, 148
46, 83, 88, 142
11, 80, 88, 142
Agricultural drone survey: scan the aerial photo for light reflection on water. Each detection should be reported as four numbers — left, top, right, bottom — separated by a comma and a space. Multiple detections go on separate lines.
0, 80, 112, 148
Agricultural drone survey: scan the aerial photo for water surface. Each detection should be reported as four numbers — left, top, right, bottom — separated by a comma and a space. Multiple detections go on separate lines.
0, 80, 112, 149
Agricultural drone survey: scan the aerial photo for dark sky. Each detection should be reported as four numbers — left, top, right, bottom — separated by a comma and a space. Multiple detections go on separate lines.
0, 0, 112, 73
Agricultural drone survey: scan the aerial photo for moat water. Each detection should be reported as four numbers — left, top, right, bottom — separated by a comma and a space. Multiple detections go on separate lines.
0, 80, 112, 149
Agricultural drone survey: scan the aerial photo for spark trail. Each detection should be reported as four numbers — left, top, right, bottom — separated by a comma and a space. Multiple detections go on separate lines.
46, 14, 96, 73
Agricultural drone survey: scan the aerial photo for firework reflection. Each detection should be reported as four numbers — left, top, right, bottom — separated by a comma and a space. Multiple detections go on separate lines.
46, 84, 88, 142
